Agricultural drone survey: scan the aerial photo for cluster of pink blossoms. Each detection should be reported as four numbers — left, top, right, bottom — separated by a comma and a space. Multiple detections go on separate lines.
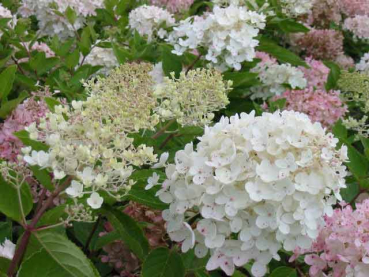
0, 95, 48, 162
292, 200, 369, 277
272, 58, 346, 127
100, 203, 166, 276
338, 0, 369, 17
299, 58, 330, 89
343, 15, 369, 41
277, 88, 347, 127
150, 0, 194, 13
292, 29, 344, 61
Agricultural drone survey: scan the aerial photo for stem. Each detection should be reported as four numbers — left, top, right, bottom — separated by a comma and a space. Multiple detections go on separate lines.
151, 119, 176, 140
185, 54, 202, 75
350, 188, 366, 205
7, 177, 72, 277
84, 215, 101, 253
159, 133, 178, 149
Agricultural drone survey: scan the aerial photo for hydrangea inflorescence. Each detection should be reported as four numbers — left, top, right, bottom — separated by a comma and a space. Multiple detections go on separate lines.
153, 110, 348, 276
22, 63, 231, 211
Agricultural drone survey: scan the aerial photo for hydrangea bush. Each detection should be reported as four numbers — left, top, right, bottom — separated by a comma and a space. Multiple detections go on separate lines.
0, 0, 368, 277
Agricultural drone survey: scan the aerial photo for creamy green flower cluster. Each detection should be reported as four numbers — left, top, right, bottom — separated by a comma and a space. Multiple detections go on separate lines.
23, 63, 231, 211
24, 64, 160, 210
83, 63, 160, 132
154, 69, 232, 126
338, 71, 369, 138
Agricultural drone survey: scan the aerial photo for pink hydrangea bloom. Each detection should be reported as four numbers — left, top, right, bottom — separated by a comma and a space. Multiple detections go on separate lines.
335, 54, 355, 70
275, 88, 346, 127
299, 57, 330, 89
343, 15, 369, 40
306, 0, 342, 28
292, 29, 344, 60
338, 0, 369, 17
0, 95, 48, 162
150, 0, 194, 13
293, 200, 369, 277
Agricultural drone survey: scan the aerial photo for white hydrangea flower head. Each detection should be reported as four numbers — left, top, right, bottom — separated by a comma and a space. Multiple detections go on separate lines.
18, 0, 104, 39
280, 0, 315, 17
84, 43, 119, 75
356, 53, 369, 73
250, 59, 307, 99
128, 5, 175, 42
155, 110, 347, 276
0, 239, 16, 260
166, 5, 266, 71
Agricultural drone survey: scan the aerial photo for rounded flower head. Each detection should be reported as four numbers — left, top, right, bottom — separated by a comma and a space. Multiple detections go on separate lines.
275, 88, 347, 127
167, 5, 266, 70
18, 0, 104, 39
338, 0, 369, 17
128, 5, 175, 42
251, 52, 307, 99
83, 63, 160, 132
343, 15, 369, 41
155, 110, 347, 276
280, 0, 315, 17
154, 68, 231, 126
292, 29, 344, 60
0, 94, 48, 162
299, 57, 330, 89
295, 199, 369, 277
24, 64, 160, 211
83, 43, 119, 75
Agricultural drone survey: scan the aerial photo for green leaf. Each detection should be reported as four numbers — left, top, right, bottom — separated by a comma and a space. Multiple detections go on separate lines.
142, 248, 185, 277
37, 205, 67, 227
223, 72, 260, 89
92, 231, 120, 251
258, 37, 308, 67
65, 6, 77, 25
341, 182, 360, 203
324, 61, 341, 90
346, 144, 369, 180
65, 49, 80, 69
270, 266, 297, 277
0, 91, 28, 119
37, 58, 60, 76
269, 98, 286, 112
101, 205, 149, 260
161, 45, 182, 78
181, 249, 208, 272
30, 166, 54, 191
0, 258, 10, 274
73, 222, 103, 251
128, 169, 168, 210
276, 19, 310, 33
18, 232, 99, 277
0, 65, 17, 101
0, 173, 33, 222
112, 43, 130, 64
79, 27, 92, 56
332, 120, 347, 139
44, 97, 62, 112
13, 130, 49, 152
0, 221, 12, 243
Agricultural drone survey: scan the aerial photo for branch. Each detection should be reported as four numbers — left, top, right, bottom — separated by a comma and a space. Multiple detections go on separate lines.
7, 177, 72, 277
